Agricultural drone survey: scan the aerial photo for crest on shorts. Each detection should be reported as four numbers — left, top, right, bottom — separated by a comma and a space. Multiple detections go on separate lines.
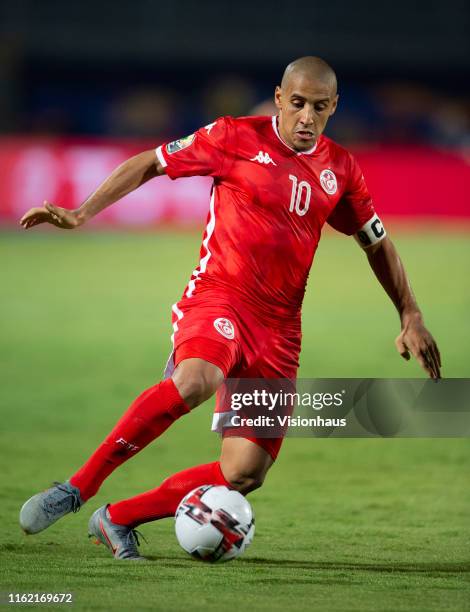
320, 169, 337, 195
214, 318, 235, 340
166, 133, 195, 155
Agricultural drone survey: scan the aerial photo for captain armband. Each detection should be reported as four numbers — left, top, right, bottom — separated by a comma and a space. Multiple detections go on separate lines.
354, 213, 386, 249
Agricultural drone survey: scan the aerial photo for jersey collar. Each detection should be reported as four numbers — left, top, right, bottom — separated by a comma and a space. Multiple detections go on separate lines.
271, 115, 318, 155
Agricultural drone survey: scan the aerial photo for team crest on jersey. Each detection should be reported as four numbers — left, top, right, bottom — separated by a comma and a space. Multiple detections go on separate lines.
320, 169, 338, 195
213, 318, 235, 340
166, 133, 195, 155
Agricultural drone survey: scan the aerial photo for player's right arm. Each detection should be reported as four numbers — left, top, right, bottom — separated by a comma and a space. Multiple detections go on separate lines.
20, 151, 166, 229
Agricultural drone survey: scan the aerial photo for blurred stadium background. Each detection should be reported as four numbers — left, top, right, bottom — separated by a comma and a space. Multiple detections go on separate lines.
1, 2, 469, 611
0, 0, 469, 225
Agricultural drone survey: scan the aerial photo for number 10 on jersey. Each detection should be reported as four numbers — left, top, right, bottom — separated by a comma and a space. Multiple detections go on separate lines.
289, 175, 311, 216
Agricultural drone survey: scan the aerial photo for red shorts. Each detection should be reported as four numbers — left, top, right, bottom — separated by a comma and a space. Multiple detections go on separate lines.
164, 290, 301, 460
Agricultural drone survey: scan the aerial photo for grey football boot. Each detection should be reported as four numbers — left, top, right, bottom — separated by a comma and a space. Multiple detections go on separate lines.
19, 481, 83, 534
88, 505, 147, 561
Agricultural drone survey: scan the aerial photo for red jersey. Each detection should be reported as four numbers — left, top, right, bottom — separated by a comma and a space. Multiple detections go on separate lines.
156, 115, 376, 320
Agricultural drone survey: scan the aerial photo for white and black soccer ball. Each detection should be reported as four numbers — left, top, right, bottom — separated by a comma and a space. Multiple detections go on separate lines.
175, 485, 255, 563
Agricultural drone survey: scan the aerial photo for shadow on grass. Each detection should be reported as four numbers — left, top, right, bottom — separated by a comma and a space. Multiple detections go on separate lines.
4, 544, 468, 580
146, 555, 470, 576
242, 558, 470, 575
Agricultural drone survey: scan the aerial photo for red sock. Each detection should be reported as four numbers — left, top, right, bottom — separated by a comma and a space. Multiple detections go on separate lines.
70, 379, 190, 500
107, 461, 231, 526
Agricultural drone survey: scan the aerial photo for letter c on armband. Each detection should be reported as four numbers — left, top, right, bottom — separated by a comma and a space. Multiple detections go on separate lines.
354, 214, 386, 248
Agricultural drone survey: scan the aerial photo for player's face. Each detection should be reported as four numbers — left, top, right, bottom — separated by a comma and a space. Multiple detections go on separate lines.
275, 74, 338, 152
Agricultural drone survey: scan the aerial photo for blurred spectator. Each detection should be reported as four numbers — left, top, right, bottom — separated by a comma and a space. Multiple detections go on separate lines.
250, 98, 277, 118
372, 83, 470, 147
106, 87, 179, 139
372, 83, 436, 143
429, 97, 470, 148
200, 76, 256, 123
1, 57, 468, 148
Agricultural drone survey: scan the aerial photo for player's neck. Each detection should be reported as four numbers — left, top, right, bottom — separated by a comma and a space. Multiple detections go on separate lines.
273, 116, 318, 155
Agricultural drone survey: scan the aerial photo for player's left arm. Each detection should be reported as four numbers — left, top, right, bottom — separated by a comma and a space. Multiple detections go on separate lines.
328, 151, 441, 379
364, 234, 441, 379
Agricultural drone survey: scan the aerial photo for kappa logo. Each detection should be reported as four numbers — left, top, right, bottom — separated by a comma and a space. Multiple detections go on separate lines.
213, 318, 235, 340
320, 169, 337, 195
250, 151, 277, 166
204, 121, 216, 134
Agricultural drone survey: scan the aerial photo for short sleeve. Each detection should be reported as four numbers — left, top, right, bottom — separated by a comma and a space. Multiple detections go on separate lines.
155, 117, 233, 180
327, 153, 376, 235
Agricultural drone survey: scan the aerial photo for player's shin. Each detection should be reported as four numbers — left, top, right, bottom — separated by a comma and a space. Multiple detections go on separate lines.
107, 462, 231, 526
70, 378, 190, 500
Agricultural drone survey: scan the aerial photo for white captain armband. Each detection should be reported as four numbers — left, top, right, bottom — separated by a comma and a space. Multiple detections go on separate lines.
354, 213, 386, 249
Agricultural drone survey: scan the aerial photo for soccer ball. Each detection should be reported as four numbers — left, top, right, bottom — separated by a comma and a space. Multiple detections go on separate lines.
175, 485, 255, 562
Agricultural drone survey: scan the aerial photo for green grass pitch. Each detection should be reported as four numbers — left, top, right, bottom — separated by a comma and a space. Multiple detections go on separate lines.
1, 230, 469, 611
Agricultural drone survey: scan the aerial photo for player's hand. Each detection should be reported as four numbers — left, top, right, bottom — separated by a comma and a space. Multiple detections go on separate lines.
20, 201, 83, 230
395, 316, 441, 379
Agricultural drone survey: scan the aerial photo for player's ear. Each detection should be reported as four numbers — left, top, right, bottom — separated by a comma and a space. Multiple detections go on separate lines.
329, 94, 339, 116
274, 86, 282, 110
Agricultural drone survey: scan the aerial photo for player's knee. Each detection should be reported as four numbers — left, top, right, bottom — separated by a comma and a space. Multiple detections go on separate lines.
224, 468, 265, 494
173, 375, 213, 408
172, 359, 223, 409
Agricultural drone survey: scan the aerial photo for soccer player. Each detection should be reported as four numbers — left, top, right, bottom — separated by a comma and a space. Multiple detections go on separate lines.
19, 57, 441, 560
